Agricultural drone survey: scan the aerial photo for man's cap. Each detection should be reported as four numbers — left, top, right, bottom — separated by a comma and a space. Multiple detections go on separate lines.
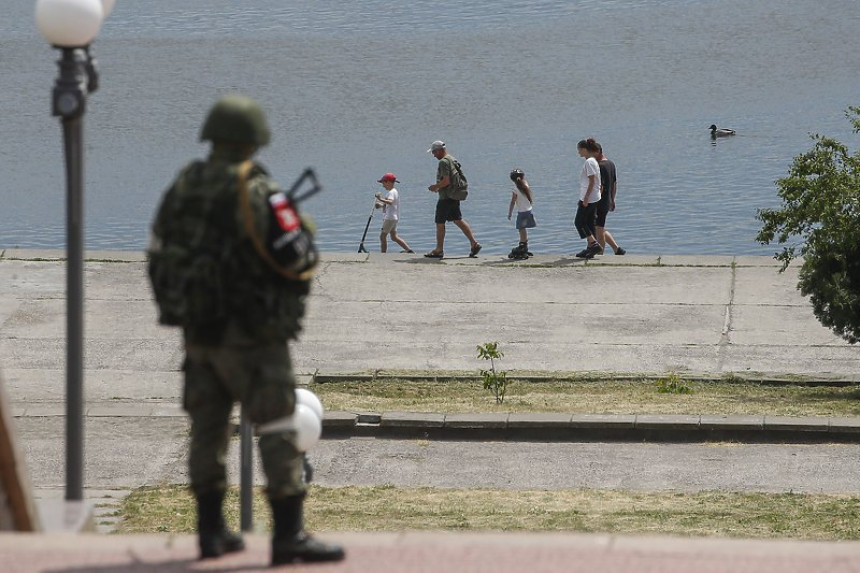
427, 140, 446, 153
378, 172, 399, 183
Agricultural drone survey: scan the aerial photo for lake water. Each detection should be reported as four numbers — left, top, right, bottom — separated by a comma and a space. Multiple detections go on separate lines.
2, 0, 858, 256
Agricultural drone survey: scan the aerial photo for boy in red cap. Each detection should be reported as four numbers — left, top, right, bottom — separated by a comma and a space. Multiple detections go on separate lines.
375, 173, 414, 253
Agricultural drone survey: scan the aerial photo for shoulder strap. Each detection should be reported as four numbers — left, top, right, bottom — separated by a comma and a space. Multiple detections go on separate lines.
453, 159, 464, 175
237, 160, 317, 281
453, 159, 467, 186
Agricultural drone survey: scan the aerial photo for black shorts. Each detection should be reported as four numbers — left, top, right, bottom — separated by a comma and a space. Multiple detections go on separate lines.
595, 197, 610, 227
435, 198, 462, 224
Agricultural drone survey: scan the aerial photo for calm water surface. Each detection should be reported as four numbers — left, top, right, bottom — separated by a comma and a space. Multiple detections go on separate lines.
2, 0, 858, 255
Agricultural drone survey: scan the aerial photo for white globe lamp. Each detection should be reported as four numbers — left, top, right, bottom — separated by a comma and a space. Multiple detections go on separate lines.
258, 403, 323, 452
296, 388, 325, 421
291, 404, 323, 452
35, 0, 104, 47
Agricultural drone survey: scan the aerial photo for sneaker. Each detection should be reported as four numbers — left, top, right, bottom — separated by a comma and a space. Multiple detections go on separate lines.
469, 243, 482, 258
575, 248, 590, 258
615, 247, 626, 255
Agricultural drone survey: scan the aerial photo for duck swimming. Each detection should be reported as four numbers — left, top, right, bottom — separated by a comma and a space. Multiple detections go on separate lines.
709, 124, 736, 137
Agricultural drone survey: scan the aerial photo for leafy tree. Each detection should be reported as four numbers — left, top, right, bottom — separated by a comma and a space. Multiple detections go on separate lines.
756, 106, 860, 343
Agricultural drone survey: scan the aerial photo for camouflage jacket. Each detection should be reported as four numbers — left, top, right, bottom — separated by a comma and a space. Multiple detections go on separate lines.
149, 148, 311, 345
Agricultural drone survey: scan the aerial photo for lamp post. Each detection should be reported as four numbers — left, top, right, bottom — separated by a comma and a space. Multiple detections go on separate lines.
35, 0, 114, 502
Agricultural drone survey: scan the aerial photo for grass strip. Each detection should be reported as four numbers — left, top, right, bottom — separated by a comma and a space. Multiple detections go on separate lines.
114, 485, 860, 541
310, 379, 860, 417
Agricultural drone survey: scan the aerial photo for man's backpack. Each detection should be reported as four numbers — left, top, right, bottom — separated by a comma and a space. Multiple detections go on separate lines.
448, 158, 469, 201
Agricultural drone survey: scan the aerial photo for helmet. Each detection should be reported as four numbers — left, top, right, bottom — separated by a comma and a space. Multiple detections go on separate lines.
200, 94, 271, 146
510, 169, 524, 182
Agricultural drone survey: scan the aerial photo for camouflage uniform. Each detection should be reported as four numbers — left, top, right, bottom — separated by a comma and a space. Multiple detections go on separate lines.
152, 149, 308, 501
149, 95, 343, 565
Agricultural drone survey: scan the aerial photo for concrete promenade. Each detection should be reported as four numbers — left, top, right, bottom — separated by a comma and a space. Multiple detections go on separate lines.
1, 249, 857, 380
2, 249, 860, 572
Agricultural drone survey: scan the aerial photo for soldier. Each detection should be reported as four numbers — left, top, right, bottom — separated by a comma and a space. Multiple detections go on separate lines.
147, 94, 344, 565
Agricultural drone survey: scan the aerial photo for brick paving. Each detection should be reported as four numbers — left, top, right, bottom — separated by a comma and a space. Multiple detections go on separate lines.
4, 532, 860, 573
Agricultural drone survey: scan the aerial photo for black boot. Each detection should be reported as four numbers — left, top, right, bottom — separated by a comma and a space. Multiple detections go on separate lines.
270, 493, 345, 565
196, 491, 245, 560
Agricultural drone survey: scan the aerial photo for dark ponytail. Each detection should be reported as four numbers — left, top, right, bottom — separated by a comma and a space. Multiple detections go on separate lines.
515, 176, 534, 205
577, 138, 600, 153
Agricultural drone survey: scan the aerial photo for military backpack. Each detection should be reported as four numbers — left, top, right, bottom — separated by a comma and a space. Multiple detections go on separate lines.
148, 161, 240, 328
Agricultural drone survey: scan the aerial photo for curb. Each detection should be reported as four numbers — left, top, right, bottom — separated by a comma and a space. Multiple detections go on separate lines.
322, 411, 860, 443
12, 405, 860, 443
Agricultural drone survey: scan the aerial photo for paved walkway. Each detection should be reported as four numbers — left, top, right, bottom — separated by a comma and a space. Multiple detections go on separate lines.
2, 250, 860, 571
1, 250, 858, 379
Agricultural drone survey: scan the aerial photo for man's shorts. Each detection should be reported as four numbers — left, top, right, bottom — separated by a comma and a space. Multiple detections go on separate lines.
381, 219, 398, 234
435, 198, 463, 224
515, 210, 537, 230
595, 197, 611, 227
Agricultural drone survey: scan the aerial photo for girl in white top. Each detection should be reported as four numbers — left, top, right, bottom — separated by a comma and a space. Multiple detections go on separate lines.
574, 138, 602, 259
507, 169, 536, 258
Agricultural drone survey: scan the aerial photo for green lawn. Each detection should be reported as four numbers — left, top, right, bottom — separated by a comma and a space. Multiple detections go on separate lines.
114, 485, 860, 541
310, 378, 860, 417
109, 376, 860, 539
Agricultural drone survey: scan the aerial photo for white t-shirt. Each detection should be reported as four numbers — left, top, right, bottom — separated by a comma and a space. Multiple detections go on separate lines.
513, 186, 533, 213
382, 188, 400, 220
579, 157, 602, 202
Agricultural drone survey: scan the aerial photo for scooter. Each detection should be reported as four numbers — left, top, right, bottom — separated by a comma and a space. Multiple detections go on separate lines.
357, 196, 379, 253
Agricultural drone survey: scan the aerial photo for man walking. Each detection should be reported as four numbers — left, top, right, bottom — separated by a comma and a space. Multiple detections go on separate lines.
425, 140, 481, 258
148, 94, 344, 566
595, 142, 625, 255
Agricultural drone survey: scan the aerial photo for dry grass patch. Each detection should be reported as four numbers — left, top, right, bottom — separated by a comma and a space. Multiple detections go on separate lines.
311, 379, 860, 417
115, 485, 860, 541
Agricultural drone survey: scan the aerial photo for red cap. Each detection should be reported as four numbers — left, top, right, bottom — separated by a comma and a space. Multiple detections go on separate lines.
377, 172, 399, 183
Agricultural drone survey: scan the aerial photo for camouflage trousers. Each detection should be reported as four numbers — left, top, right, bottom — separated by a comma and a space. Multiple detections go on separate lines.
183, 340, 304, 500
